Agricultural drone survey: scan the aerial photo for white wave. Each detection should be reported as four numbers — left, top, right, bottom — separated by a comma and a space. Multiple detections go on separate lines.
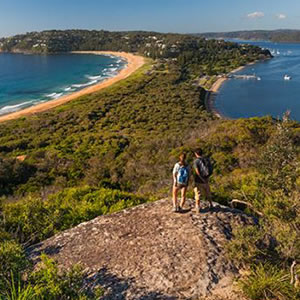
0, 100, 34, 115
108, 67, 118, 72
64, 87, 73, 91
46, 92, 57, 98
86, 74, 103, 80
72, 80, 97, 88
46, 92, 63, 99
46, 92, 62, 99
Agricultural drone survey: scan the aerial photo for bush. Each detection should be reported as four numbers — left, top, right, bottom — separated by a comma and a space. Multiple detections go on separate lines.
0, 241, 29, 291
239, 264, 299, 300
1, 254, 103, 300
29, 254, 103, 300
1, 186, 147, 244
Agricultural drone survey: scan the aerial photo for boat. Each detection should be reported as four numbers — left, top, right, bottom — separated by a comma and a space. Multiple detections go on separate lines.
257, 77, 261, 81
284, 75, 292, 80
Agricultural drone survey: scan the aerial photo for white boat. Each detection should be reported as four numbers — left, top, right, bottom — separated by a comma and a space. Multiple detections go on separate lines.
257, 77, 261, 81
284, 75, 292, 80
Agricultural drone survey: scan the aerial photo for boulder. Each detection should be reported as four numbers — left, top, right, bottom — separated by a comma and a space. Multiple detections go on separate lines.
28, 199, 255, 299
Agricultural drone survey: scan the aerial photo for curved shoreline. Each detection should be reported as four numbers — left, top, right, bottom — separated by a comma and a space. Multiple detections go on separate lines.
0, 51, 145, 123
206, 64, 254, 119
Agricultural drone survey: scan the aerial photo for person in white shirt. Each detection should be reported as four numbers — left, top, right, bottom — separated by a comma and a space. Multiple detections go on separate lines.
172, 153, 190, 212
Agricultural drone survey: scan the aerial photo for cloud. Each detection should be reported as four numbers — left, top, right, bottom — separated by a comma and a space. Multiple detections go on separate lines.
247, 11, 265, 19
276, 13, 287, 19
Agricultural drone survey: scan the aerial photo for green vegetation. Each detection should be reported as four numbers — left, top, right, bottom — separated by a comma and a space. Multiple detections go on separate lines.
0, 29, 270, 64
0, 31, 298, 299
1, 243, 103, 299
200, 29, 300, 43
0, 188, 146, 299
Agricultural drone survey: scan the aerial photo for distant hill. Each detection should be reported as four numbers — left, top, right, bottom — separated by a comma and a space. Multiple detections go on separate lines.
0, 29, 270, 61
198, 29, 300, 43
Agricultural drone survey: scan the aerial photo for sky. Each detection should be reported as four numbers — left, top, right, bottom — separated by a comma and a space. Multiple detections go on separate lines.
0, 0, 300, 37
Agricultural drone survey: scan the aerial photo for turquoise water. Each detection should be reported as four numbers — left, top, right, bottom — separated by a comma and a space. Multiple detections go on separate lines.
215, 40, 300, 122
0, 53, 126, 115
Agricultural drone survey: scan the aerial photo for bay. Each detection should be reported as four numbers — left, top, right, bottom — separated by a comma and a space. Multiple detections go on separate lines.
215, 40, 300, 122
0, 53, 126, 115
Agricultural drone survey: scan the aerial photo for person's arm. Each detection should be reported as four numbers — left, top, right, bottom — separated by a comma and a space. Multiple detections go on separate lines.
194, 160, 205, 182
173, 164, 178, 186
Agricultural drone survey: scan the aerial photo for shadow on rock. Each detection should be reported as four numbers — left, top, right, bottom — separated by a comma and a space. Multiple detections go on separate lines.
26, 244, 62, 263
87, 268, 176, 300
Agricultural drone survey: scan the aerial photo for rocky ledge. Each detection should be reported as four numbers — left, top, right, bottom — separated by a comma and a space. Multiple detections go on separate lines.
27, 199, 255, 300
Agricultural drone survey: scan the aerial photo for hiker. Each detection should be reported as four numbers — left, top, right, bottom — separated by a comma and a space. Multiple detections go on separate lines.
172, 153, 190, 212
193, 148, 213, 212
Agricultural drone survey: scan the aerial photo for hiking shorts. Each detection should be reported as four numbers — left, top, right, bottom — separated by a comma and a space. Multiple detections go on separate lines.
194, 182, 210, 201
175, 183, 188, 189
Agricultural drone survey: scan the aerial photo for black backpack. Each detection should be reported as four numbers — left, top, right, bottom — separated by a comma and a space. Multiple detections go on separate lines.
199, 157, 214, 178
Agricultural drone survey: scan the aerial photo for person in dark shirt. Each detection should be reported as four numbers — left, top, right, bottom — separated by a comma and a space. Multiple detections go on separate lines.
193, 149, 213, 212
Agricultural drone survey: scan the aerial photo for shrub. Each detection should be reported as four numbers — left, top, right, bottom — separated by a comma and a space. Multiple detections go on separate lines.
1, 186, 147, 244
29, 254, 103, 300
0, 241, 29, 291
239, 264, 299, 300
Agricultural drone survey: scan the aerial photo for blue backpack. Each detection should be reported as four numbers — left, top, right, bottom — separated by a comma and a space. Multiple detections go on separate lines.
177, 166, 189, 185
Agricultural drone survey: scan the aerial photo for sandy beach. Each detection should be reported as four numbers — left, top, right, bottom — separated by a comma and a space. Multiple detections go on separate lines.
0, 51, 145, 123
206, 65, 249, 118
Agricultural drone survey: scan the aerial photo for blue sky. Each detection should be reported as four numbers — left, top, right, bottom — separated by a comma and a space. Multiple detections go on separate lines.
0, 0, 299, 37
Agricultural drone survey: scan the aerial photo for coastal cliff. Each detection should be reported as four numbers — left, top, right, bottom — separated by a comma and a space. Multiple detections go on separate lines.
27, 199, 255, 299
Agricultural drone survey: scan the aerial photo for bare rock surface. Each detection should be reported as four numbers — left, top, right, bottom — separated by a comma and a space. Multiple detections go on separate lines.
28, 199, 255, 299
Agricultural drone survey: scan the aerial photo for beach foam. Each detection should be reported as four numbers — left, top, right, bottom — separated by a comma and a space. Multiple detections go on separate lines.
64, 87, 72, 91
72, 80, 98, 88
0, 51, 145, 123
86, 74, 103, 80
0, 100, 35, 115
46, 92, 64, 99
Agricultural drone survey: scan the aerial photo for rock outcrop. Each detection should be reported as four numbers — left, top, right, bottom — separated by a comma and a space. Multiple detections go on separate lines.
28, 199, 255, 299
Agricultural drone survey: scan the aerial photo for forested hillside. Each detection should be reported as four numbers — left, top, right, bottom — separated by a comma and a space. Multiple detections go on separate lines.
0, 29, 270, 63
0, 31, 299, 299
200, 29, 300, 43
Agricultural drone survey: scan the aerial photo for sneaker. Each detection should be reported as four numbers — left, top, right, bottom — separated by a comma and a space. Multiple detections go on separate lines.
178, 206, 183, 213
173, 206, 179, 213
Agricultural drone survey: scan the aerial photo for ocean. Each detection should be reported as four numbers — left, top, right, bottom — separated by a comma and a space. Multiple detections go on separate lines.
215, 40, 300, 122
0, 53, 126, 115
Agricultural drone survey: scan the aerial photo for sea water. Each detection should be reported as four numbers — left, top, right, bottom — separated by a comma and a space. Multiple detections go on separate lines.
0, 53, 126, 115
215, 40, 300, 122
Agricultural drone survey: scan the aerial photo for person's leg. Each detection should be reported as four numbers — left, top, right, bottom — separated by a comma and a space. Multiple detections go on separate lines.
203, 183, 213, 208
172, 184, 179, 210
180, 186, 187, 208
194, 185, 201, 212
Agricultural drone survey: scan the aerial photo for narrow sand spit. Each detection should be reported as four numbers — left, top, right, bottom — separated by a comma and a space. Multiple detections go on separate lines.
0, 51, 144, 123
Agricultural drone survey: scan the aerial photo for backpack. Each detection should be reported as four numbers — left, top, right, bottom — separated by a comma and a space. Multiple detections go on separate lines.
198, 157, 213, 178
177, 165, 189, 185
